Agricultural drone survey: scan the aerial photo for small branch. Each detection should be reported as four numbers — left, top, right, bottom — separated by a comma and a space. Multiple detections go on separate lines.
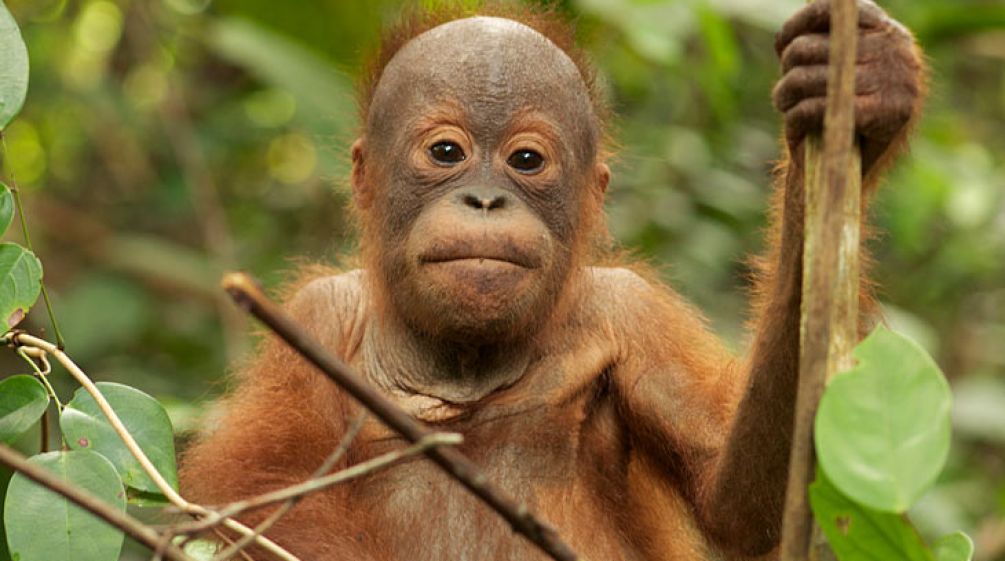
780, 0, 861, 560
211, 412, 369, 561
14, 332, 189, 506
219, 432, 462, 522
217, 519, 300, 561
210, 529, 256, 561
17, 347, 61, 411
8, 333, 303, 561
40, 408, 49, 452
222, 272, 580, 561
17, 346, 60, 451
0, 444, 194, 561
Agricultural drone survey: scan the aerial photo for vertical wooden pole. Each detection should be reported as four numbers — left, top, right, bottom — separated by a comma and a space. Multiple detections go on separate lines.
779, 0, 862, 560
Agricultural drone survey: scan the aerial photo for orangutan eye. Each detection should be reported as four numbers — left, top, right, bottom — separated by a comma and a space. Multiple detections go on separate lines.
429, 141, 466, 165
507, 149, 544, 173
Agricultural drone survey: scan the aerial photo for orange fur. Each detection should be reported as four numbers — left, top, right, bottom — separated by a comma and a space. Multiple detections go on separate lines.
180, 2, 925, 560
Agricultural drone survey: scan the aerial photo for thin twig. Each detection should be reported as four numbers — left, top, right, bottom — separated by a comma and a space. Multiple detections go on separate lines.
223, 272, 580, 561
8, 333, 304, 561
39, 408, 49, 452
15, 332, 188, 505
17, 346, 59, 451
0, 444, 194, 561
220, 432, 462, 521
212, 529, 257, 561
779, 0, 861, 560
17, 347, 61, 411
212, 412, 370, 561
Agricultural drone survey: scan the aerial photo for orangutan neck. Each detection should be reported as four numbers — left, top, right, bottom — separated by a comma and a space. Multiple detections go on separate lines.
364, 309, 536, 405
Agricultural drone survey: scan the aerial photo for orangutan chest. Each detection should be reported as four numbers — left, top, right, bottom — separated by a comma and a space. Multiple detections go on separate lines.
340, 397, 615, 561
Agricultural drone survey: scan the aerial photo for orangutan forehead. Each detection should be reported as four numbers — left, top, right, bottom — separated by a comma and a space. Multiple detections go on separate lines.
380, 16, 586, 92
401, 16, 580, 75
367, 16, 597, 146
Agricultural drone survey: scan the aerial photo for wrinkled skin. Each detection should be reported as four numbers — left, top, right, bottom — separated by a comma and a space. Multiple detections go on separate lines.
357, 16, 605, 349
180, 2, 925, 560
773, 0, 922, 173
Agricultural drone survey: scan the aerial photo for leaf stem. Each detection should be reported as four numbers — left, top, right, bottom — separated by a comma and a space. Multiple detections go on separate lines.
17, 347, 63, 412
0, 131, 65, 349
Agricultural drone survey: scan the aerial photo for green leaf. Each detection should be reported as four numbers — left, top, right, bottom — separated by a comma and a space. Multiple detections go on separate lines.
3, 450, 126, 561
0, 375, 48, 444
59, 382, 178, 495
809, 472, 933, 561
0, 182, 13, 236
0, 1, 29, 130
0, 242, 42, 329
933, 532, 974, 561
815, 325, 952, 512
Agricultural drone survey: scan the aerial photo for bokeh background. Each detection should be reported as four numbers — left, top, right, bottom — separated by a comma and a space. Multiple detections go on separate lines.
0, 0, 1002, 558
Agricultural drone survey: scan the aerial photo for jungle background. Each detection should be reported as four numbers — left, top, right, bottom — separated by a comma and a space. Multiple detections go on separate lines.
0, 0, 1002, 559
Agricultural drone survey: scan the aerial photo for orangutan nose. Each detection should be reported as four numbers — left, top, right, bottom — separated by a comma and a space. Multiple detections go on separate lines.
459, 188, 508, 212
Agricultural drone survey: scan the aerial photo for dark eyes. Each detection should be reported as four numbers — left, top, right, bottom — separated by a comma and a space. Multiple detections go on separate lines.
428, 142, 544, 174
507, 150, 544, 173
429, 141, 466, 165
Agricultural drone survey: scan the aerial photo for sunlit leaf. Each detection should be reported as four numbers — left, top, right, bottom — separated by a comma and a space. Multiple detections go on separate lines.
810, 472, 933, 561
933, 532, 974, 561
4, 450, 126, 561
0, 0, 28, 130
60, 382, 178, 495
0, 242, 42, 329
0, 375, 48, 444
816, 325, 952, 513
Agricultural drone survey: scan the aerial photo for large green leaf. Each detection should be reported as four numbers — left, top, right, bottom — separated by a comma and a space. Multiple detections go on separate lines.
0, 1, 29, 130
0, 242, 42, 329
0, 375, 48, 444
60, 382, 178, 495
933, 532, 974, 561
0, 182, 13, 235
4, 450, 126, 561
815, 326, 952, 513
809, 472, 933, 561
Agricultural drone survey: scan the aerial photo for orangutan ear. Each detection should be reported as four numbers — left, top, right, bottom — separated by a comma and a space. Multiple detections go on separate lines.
596, 162, 611, 194
350, 138, 372, 209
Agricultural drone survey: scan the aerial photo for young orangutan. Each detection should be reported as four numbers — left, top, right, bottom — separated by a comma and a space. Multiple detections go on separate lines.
181, 1, 925, 559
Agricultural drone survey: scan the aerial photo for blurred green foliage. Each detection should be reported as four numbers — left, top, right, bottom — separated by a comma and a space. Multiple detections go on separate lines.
0, 0, 1002, 559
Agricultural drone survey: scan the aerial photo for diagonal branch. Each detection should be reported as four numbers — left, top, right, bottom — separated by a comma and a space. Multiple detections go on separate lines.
0, 444, 194, 561
222, 272, 581, 561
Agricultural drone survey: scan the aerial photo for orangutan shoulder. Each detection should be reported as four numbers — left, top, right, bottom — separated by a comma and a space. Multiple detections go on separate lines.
285, 269, 368, 354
